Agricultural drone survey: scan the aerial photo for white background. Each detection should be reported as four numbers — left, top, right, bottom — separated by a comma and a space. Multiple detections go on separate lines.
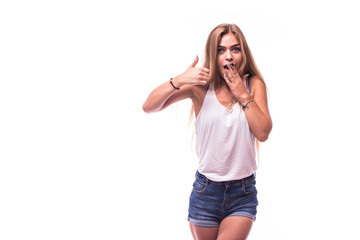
1, 0, 360, 239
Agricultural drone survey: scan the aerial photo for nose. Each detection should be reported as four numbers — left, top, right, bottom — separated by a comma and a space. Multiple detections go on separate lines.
225, 49, 233, 61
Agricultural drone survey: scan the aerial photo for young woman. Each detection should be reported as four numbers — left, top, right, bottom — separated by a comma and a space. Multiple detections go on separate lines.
143, 23, 272, 240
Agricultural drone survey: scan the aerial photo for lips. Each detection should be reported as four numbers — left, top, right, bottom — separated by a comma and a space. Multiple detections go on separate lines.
223, 63, 235, 70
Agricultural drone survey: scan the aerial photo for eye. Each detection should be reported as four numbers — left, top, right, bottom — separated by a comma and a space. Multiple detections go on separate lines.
217, 48, 224, 54
232, 47, 241, 52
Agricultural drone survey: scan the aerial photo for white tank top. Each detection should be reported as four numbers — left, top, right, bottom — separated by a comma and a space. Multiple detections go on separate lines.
195, 82, 256, 182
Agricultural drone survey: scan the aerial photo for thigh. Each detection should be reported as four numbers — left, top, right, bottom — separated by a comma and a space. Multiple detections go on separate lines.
216, 216, 253, 240
189, 223, 218, 240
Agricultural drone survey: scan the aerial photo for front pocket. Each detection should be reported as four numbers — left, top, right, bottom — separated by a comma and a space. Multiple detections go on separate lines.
192, 179, 208, 193
242, 175, 257, 194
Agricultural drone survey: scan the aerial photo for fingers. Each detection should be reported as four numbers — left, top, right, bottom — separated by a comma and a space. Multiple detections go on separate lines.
200, 69, 209, 77
197, 74, 209, 85
196, 68, 209, 85
224, 64, 248, 91
198, 67, 209, 80
198, 80, 208, 85
189, 73, 208, 85
225, 63, 236, 75
224, 63, 240, 82
200, 67, 210, 73
185, 56, 210, 85
223, 73, 232, 87
188, 56, 210, 75
189, 55, 199, 68
229, 63, 236, 73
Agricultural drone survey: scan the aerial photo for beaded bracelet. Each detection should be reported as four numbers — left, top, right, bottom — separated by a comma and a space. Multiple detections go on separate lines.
241, 98, 254, 109
169, 78, 180, 90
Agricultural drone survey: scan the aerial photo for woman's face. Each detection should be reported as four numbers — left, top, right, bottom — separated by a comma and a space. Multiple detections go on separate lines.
217, 33, 242, 78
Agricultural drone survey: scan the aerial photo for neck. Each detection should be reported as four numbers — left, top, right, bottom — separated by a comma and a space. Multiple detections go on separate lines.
221, 83, 231, 94
214, 79, 229, 90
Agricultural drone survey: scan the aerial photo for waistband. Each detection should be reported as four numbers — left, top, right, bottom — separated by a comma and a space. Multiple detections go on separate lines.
195, 170, 255, 186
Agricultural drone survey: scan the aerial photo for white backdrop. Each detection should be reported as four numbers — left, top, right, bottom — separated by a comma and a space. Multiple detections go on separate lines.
1, 0, 360, 239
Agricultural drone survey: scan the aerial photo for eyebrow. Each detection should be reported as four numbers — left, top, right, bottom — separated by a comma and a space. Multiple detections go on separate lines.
218, 44, 241, 48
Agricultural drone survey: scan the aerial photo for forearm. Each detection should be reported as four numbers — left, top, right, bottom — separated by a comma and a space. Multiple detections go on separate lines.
229, 75, 272, 142
142, 80, 178, 113
243, 101, 272, 142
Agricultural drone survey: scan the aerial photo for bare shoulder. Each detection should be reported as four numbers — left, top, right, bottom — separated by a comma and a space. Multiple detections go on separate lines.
249, 75, 271, 115
249, 75, 266, 97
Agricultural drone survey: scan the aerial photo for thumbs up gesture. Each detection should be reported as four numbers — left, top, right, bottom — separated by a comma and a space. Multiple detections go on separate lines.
174, 56, 210, 88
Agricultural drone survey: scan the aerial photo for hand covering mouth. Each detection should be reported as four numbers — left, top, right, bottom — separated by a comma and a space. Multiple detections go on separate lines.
223, 63, 235, 70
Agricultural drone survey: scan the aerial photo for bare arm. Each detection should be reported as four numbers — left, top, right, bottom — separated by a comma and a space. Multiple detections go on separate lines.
142, 56, 209, 113
224, 65, 272, 142
241, 77, 272, 142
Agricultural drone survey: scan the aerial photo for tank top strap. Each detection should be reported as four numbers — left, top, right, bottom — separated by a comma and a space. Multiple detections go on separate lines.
246, 74, 252, 94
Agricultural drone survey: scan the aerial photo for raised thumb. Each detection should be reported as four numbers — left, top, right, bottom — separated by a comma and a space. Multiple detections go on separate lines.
189, 55, 199, 68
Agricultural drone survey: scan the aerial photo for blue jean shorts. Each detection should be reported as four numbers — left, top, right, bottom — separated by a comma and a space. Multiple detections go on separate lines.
188, 171, 258, 227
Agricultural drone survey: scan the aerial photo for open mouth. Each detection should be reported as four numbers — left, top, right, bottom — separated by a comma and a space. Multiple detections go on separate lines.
223, 63, 235, 70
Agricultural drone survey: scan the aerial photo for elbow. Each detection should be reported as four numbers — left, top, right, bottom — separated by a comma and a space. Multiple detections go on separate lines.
257, 122, 272, 142
142, 103, 152, 114
257, 134, 269, 142
142, 102, 160, 114
142, 103, 149, 113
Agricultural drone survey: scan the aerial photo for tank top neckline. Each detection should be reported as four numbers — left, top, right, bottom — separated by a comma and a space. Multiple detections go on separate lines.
212, 85, 239, 111
208, 75, 251, 112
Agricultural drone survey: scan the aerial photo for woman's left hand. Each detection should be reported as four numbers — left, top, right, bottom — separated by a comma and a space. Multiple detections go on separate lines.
223, 63, 251, 104
224, 63, 272, 141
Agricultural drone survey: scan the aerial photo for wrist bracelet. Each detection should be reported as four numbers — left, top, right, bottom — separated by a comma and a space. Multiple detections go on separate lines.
241, 98, 254, 109
169, 78, 180, 90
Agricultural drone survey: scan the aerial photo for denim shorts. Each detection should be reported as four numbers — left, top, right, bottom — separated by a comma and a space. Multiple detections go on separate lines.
188, 171, 258, 227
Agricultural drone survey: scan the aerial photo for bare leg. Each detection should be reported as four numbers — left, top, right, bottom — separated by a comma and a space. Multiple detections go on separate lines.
189, 223, 218, 240
216, 216, 253, 240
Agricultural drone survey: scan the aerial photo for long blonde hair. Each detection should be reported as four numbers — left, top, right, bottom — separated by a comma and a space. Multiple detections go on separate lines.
190, 23, 265, 160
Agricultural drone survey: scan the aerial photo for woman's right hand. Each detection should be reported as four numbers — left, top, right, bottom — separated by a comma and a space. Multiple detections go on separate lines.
172, 56, 210, 88
143, 56, 209, 113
